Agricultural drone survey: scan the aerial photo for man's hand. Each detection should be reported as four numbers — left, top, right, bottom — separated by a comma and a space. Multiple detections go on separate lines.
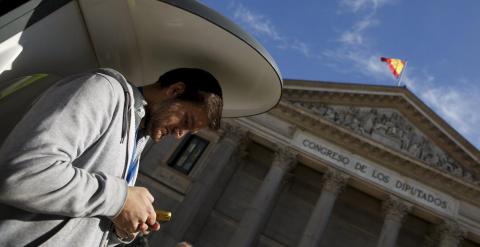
176, 241, 193, 247
112, 187, 159, 234
114, 226, 138, 242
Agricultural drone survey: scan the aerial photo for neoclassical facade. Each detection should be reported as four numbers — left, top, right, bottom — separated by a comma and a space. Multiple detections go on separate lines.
137, 80, 480, 247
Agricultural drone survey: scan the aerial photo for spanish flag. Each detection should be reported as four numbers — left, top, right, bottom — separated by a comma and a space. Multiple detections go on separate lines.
380, 57, 405, 78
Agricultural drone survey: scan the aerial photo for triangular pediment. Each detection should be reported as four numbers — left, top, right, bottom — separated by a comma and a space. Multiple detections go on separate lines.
274, 79, 480, 187
291, 102, 475, 180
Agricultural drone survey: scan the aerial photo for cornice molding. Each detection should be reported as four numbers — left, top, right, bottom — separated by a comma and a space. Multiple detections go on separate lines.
269, 100, 480, 208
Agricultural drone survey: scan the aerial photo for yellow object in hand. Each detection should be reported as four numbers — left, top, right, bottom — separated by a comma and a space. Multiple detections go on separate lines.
155, 209, 172, 222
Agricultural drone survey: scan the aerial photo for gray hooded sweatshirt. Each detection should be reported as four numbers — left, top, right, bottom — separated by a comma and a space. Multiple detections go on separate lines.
0, 69, 140, 246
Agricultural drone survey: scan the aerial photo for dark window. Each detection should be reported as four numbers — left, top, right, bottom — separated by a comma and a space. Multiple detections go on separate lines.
168, 134, 209, 174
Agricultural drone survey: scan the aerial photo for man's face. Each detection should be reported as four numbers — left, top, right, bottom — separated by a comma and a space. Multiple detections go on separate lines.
145, 99, 208, 142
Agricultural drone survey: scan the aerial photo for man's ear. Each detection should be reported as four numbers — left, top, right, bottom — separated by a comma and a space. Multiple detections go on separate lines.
166, 82, 186, 98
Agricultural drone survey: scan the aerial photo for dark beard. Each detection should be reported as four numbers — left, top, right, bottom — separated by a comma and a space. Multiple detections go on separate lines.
144, 99, 178, 138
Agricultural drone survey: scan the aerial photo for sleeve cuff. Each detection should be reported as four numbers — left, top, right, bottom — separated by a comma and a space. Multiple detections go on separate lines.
100, 173, 128, 218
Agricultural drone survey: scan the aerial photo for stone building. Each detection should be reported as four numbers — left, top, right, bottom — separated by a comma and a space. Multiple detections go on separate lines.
137, 80, 480, 247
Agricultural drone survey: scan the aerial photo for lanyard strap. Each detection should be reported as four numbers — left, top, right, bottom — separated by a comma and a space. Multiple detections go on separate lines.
126, 132, 139, 184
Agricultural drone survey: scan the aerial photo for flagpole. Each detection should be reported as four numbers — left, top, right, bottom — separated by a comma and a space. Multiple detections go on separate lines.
396, 60, 408, 87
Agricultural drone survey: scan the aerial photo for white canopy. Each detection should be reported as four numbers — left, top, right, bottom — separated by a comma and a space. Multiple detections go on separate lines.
0, 0, 283, 117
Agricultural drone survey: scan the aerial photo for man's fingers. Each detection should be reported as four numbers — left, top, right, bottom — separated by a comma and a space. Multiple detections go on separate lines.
138, 223, 150, 235
146, 207, 156, 226
137, 222, 159, 235
138, 223, 148, 232
150, 222, 161, 231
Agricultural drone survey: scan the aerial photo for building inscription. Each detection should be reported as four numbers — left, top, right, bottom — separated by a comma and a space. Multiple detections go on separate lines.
293, 131, 458, 216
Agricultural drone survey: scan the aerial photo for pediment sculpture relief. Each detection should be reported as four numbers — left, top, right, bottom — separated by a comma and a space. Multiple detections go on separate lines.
291, 101, 477, 183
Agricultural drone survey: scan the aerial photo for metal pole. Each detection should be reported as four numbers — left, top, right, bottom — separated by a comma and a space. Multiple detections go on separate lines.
396, 60, 408, 87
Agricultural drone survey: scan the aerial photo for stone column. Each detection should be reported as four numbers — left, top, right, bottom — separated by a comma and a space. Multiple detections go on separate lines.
376, 196, 412, 247
422, 225, 440, 247
183, 123, 250, 243
298, 168, 349, 247
437, 221, 464, 247
154, 122, 248, 246
228, 146, 297, 247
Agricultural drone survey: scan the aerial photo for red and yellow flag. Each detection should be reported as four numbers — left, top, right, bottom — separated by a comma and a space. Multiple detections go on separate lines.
380, 57, 405, 78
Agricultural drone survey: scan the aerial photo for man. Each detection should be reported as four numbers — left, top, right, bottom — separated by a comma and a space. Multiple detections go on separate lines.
0, 68, 223, 246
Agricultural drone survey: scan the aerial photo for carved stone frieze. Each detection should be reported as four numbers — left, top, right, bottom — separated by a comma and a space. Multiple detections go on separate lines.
290, 101, 478, 183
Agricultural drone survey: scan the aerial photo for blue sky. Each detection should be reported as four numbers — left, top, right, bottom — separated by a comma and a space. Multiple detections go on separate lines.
200, 0, 480, 149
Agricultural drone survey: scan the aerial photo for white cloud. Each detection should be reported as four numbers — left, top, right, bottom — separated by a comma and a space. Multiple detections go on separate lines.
336, 0, 391, 46
339, 31, 364, 46
338, 14, 379, 46
405, 75, 480, 147
232, 3, 282, 41
328, 0, 404, 82
322, 49, 391, 80
230, 3, 313, 57
291, 40, 312, 57
228, 0, 480, 148
340, 0, 393, 12
328, 0, 480, 148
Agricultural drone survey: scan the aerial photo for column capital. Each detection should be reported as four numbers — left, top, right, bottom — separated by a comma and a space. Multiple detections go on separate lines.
321, 168, 350, 195
437, 220, 465, 246
382, 196, 412, 223
219, 121, 248, 143
232, 139, 250, 160
272, 145, 297, 171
